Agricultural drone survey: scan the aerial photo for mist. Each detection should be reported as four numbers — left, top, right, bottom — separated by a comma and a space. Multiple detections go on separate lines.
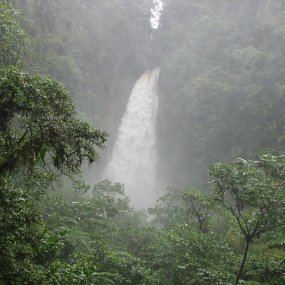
15, 0, 285, 207
2, 0, 285, 283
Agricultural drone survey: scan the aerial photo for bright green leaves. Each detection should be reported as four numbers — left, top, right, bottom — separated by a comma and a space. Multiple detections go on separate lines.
0, 67, 107, 174
0, 2, 28, 67
210, 154, 285, 284
210, 154, 285, 239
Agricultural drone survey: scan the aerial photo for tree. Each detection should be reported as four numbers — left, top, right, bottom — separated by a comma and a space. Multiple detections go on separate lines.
0, 1, 28, 68
0, 65, 107, 285
149, 187, 211, 233
44, 180, 130, 235
0, 66, 107, 175
210, 154, 285, 284
138, 224, 236, 285
0, 3, 114, 283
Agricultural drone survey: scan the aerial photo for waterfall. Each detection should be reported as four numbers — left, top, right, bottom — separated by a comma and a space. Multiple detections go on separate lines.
150, 0, 164, 30
103, 68, 160, 208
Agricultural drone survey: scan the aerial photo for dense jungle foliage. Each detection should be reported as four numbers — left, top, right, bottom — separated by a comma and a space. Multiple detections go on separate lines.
1, 0, 285, 284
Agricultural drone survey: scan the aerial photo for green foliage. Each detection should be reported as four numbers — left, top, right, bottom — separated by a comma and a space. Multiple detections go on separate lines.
210, 154, 285, 241
0, 171, 66, 284
92, 180, 130, 219
44, 180, 129, 235
245, 254, 285, 284
0, 67, 107, 174
1, 1, 285, 284
149, 187, 211, 232
91, 247, 156, 285
47, 256, 115, 285
0, 1, 28, 67
210, 154, 285, 283
140, 225, 236, 285
42, 180, 151, 284
16, 0, 153, 132
0, 3, 110, 283
156, 0, 285, 189
267, 236, 285, 251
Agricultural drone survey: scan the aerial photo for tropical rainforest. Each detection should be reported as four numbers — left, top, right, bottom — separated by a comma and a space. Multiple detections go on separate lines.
1, 0, 285, 284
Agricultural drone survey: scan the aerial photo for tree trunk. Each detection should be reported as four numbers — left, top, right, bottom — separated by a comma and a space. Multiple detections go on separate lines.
235, 236, 250, 285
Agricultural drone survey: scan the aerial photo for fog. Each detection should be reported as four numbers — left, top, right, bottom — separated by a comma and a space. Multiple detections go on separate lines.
16, 0, 285, 208
3, 1, 285, 283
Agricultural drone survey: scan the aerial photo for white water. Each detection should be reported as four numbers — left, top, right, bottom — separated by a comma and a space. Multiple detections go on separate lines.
150, 0, 164, 30
103, 68, 160, 208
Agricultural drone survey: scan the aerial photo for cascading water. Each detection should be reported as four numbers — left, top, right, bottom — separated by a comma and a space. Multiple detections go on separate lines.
150, 0, 164, 30
103, 68, 160, 208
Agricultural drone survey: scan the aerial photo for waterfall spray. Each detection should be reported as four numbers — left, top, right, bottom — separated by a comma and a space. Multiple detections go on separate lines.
103, 68, 160, 208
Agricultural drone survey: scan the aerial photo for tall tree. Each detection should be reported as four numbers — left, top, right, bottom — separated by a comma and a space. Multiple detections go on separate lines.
210, 154, 285, 284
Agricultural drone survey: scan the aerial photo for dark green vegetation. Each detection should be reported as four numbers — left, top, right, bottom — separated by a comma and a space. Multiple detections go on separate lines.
1, 0, 285, 284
